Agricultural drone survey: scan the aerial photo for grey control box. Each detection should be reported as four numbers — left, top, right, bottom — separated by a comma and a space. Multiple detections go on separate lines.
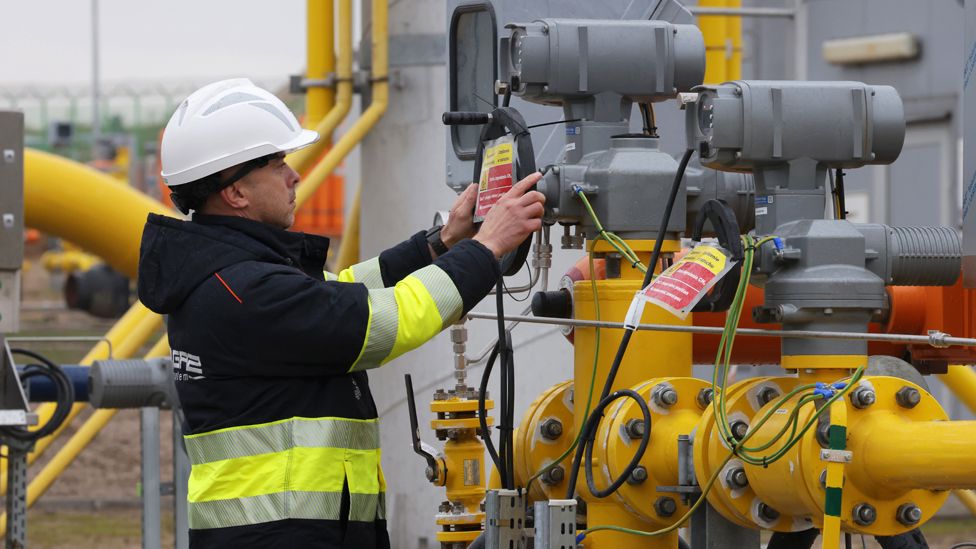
0, 111, 24, 333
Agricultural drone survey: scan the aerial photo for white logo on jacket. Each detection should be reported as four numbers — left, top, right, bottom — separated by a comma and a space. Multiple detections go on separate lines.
172, 350, 204, 381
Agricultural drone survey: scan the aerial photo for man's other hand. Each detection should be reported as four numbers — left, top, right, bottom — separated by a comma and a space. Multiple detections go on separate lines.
440, 183, 478, 248
474, 172, 545, 258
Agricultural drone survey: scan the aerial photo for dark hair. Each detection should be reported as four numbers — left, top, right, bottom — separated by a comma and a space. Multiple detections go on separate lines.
169, 152, 282, 214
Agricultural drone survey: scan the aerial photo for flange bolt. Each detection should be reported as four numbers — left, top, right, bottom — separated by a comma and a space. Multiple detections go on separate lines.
726, 467, 749, 489
757, 386, 780, 407
697, 388, 714, 409
852, 503, 877, 526
627, 465, 648, 485
895, 386, 921, 409
654, 497, 677, 517
850, 387, 876, 409
897, 503, 922, 526
541, 465, 565, 486
541, 418, 563, 440
653, 386, 679, 408
625, 418, 647, 440
730, 420, 749, 441
757, 502, 780, 523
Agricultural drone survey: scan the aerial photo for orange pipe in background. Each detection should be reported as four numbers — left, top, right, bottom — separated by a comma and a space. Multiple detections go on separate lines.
562, 256, 976, 369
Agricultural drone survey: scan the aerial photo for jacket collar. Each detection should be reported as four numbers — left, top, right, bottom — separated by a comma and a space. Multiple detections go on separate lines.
191, 214, 330, 278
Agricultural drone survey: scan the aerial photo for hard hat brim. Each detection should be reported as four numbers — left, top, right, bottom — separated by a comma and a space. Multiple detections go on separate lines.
281, 129, 320, 154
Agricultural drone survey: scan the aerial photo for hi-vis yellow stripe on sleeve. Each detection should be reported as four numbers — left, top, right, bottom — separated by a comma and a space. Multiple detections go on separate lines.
336, 257, 384, 287
184, 416, 385, 529
349, 264, 462, 372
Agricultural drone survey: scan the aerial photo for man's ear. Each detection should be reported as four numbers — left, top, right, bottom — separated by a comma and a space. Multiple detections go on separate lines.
217, 182, 250, 210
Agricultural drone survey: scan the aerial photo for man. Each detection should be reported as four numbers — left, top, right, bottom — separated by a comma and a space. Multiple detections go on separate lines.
137, 79, 545, 548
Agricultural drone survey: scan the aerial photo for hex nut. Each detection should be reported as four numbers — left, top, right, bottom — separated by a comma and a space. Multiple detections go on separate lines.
654, 386, 679, 407
654, 497, 677, 517
757, 502, 780, 523
541, 418, 563, 440
730, 420, 749, 441
725, 467, 749, 489
852, 503, 877, 526
625, 418, 647, 440
850, 387, 876, 409
897, 503, 922, 526
697, 388, 714, 409
895, 386, 921, 409
757, 386, 780, 407
541, 465, 565, 486
627, 465, 648, 485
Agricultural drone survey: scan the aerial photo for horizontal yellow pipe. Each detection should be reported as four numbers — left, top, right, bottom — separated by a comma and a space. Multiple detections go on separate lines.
288, 0, 354, 176
856, 417, 976, 491
0, 335, 171, 535
39, 249, 99, 273
296, 0, 387, 207
24, 148, 175, 279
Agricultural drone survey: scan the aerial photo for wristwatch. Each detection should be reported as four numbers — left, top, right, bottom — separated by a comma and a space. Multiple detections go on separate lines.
426, 225, 450, 256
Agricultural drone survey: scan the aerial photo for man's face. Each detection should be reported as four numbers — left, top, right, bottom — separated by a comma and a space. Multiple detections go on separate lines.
236, 155, 301, 230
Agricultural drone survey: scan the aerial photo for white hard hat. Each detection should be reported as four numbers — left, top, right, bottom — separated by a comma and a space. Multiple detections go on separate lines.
160, 78, 318, 187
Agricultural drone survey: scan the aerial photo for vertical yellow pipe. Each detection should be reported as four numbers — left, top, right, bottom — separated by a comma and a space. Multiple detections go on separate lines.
941, 365, 976, 413
306, 0, 335, 126
296, 0, 388, 207
956, 488, 976, 516
0, 335, 171, 535
697, 0, 742, 84
334, 184, 361, 270
288, 0, 353, 175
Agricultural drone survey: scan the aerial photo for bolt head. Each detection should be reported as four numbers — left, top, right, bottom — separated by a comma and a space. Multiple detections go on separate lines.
757, 502, 780, 523
654, 497, 677, 517
425, 466, 436, 481
852, 503, 877, 526
697, 388, 714, 409
627, 466, 648, 485
625, 418, 647, 440
851, 387, 876, 409
897, 503, 922, 525
438, 501, 452, 513
895, 386, 921, 409
541, 418, 564, 440
726, 467, 749, 489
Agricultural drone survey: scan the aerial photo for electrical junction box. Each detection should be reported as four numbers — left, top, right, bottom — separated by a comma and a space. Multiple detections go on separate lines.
0, 111, 24, 333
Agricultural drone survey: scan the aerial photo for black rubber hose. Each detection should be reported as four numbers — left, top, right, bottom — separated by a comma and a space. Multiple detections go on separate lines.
5, 349, 75, 441
478, 342, 504, 483
564, 389, 650, 499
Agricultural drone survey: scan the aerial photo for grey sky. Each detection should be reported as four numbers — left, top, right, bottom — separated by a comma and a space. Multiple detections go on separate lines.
0, 0, 308, 87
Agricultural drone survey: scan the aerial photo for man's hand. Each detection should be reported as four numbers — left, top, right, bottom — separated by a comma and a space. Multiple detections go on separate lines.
440, 183, 478, 248
474, 172, 546, 258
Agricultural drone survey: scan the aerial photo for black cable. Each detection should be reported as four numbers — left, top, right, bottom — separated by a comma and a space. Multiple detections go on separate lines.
5, 349, 75, 442
478, 343, 504, 483
583, 389, 651, 498
846, 533, 853, 549
835, 168, 847, 220
526, 118, 583, 130
949, 544, 976, 549
563, 148, 695, 500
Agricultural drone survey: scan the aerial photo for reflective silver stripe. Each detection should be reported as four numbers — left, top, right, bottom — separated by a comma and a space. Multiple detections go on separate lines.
410, 264, 463, 328
351, 288, 399, 370
324, 271, 339, 281
185, 417, 380, 465
349, 257, 384, 288
189, 491, 385, 529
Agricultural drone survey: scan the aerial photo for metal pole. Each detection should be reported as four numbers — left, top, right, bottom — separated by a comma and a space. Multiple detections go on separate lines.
173, 413, 189, 549
688, 6, 795, 18
141, 407, 161, 549
91, 0, 101, 158
464, 312, 976, 348
4, 440, 31, 549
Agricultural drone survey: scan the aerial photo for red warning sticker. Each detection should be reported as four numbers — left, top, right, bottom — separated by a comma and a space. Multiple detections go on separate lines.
474, 135, 515, 221
640, 244, 736, 319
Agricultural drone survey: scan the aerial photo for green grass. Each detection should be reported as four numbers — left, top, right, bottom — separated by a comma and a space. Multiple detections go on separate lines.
29, 507, 174, 549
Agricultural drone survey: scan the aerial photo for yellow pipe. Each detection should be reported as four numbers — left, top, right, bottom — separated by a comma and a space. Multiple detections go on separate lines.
305, 0, 335, 126
24, 148, 175, 279
39, 249, 100, 273
334, 184, 361, 270
296, 0, 387, 207
0, 335, 170, 535
941, 365, 976, 414
956, 489, 976, 516
697, 0, 742, 84
288, 0, 354, 175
